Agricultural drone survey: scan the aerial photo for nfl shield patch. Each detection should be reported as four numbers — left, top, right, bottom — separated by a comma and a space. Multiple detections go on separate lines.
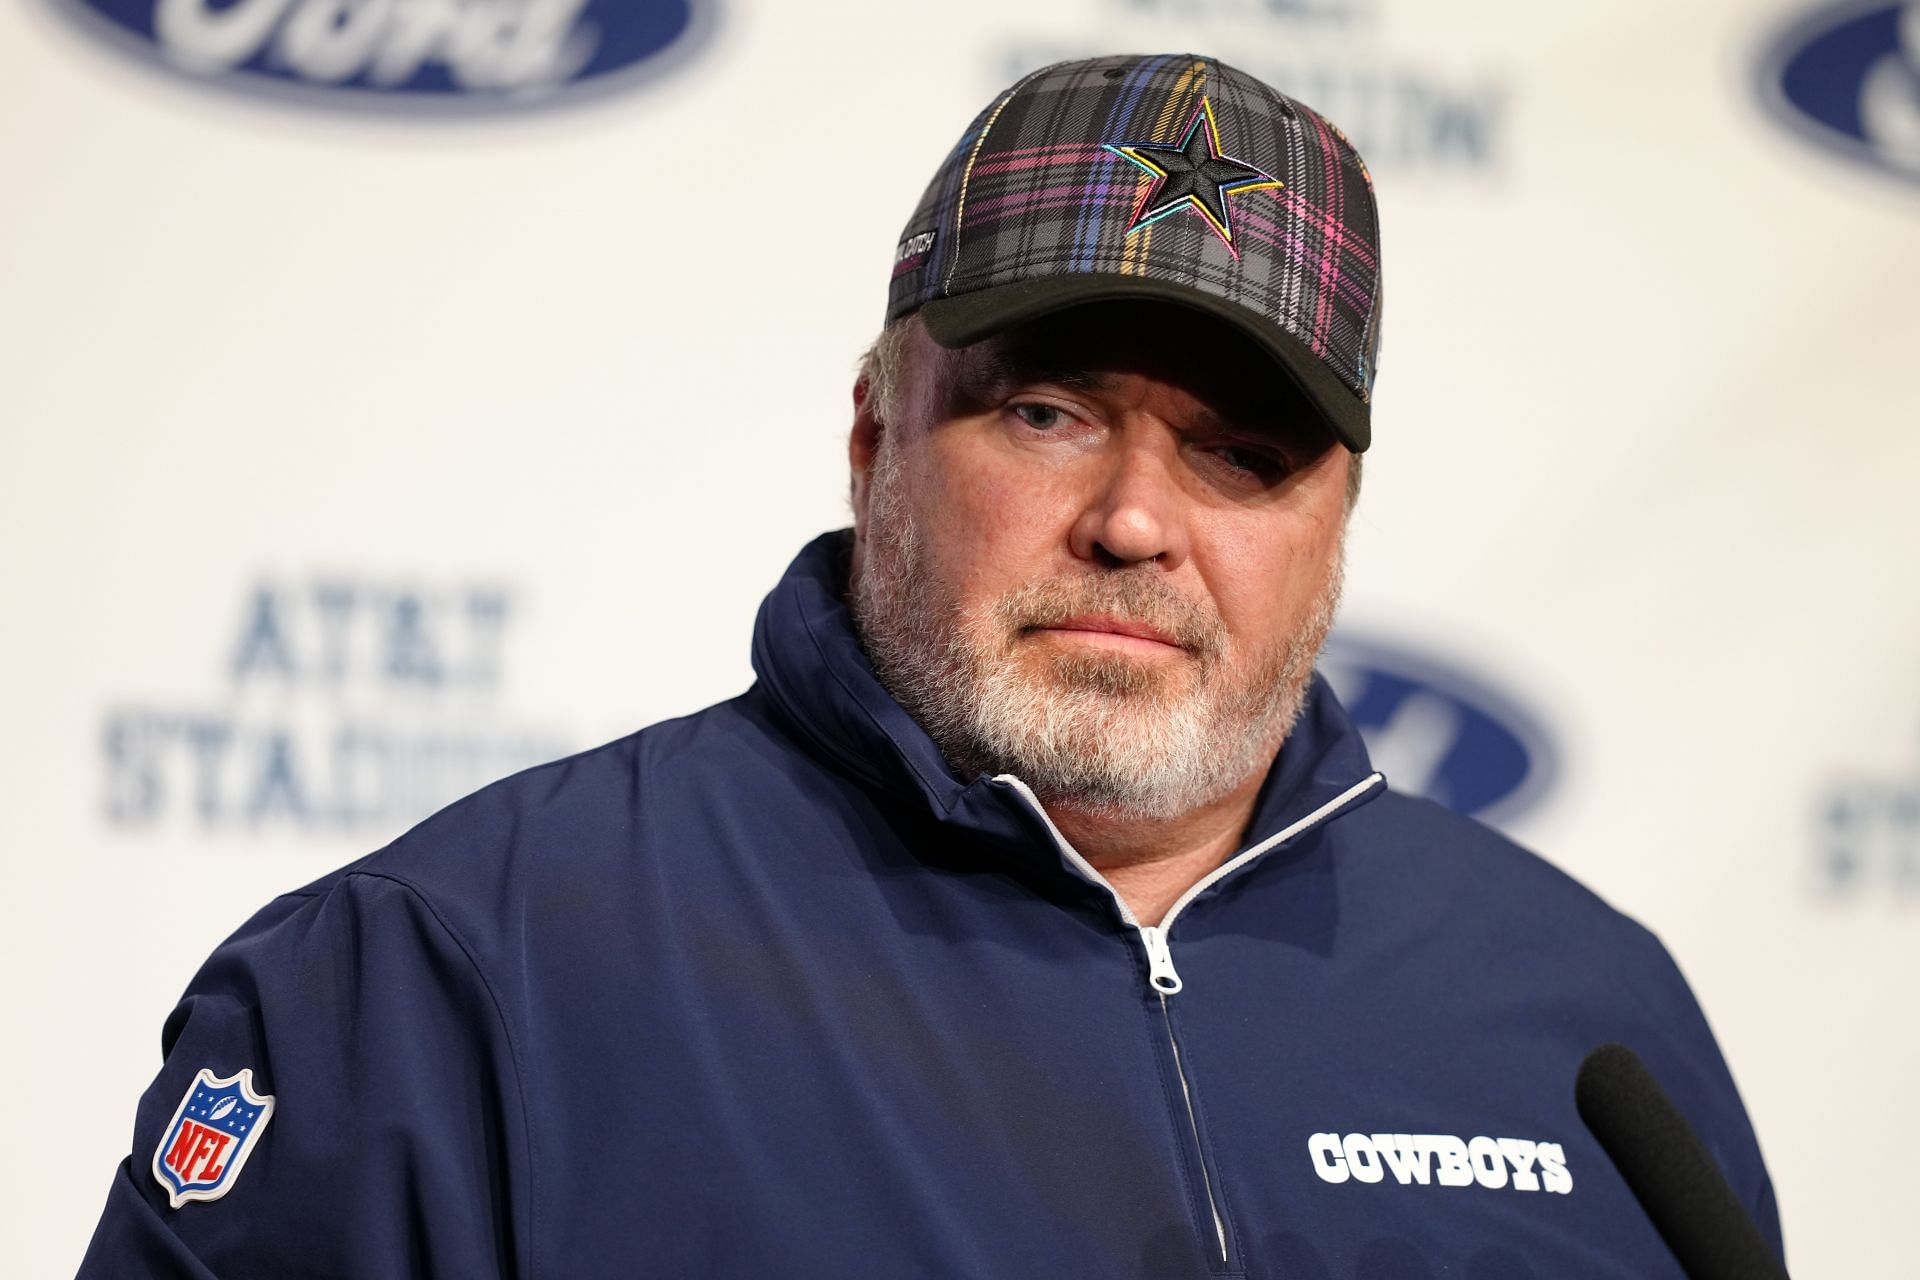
151, 1068, 275, 1208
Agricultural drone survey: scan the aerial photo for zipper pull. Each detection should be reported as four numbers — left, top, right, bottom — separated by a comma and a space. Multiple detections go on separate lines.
1140, 925, 1184, 996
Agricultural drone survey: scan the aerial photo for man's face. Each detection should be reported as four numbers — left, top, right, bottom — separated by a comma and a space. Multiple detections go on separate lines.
848, 301, 1352, 819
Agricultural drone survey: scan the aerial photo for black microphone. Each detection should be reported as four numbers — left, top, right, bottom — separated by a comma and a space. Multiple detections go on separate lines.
1575, 1043, 1788, 1280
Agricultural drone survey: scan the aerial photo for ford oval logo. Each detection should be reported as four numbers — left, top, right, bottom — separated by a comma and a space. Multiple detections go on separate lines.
1756, 0, 1920, 183
56, 0, 714, 112
1320, 632, 1558, 827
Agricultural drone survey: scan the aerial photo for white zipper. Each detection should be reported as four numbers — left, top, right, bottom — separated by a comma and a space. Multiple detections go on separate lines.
995, 770, 1384, 997
1149, 771, 1385, 976
1161, 994, 1227, 1262
995, 773, 1144, 930
995, 769, 1384, 1268
1141, 923, 1182, 994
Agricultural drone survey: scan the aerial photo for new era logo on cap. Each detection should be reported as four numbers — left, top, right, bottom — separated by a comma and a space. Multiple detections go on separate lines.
887, 54, 1383, 452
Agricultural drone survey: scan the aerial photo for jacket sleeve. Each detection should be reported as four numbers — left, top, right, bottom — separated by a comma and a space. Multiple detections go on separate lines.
76, 871, 532, 1279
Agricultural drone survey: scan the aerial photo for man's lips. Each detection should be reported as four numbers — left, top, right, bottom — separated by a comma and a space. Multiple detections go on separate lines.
1031, 615, 1185, 652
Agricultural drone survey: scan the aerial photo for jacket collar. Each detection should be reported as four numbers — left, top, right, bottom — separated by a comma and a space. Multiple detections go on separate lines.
751, 530, 1380, 856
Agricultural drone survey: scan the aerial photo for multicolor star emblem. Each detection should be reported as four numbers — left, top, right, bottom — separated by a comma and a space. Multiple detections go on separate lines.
1103, 97, 1282, 257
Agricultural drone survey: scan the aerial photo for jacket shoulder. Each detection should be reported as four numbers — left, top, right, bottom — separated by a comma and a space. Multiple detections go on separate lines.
266, 692, 790, 960
322, 693, 767, 874
1334, 788, 1779, 1240
1334, 788, 1739, 1051
1342, 788, 1657, 953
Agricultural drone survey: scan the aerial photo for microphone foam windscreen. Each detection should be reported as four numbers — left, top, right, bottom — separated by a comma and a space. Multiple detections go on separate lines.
1575, 1043, 1787, 1280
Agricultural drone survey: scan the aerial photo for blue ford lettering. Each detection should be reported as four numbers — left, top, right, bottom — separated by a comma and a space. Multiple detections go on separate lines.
64, 0, 710, 109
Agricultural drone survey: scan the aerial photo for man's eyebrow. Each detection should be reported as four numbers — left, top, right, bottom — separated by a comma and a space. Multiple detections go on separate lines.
966, 352, 1113, 394
1186, 404, 1281, 439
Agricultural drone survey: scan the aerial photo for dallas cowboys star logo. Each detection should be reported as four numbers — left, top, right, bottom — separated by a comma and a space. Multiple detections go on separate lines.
1103, 97, 1282, 256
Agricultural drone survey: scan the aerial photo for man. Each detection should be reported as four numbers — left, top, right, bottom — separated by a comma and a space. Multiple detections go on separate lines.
80, 55, 1782, 1278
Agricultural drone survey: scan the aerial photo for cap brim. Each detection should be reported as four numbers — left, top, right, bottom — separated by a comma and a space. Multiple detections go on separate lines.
917, 274, 1370, 453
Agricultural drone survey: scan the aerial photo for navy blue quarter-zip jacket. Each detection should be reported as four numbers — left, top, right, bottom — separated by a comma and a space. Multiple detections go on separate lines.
80, 531, 1783, 1279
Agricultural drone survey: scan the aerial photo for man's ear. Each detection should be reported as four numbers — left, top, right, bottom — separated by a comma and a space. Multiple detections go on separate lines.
849, 375, 884, 537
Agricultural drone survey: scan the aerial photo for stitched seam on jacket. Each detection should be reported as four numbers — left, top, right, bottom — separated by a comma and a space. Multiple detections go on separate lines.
347, 869, 539, 1280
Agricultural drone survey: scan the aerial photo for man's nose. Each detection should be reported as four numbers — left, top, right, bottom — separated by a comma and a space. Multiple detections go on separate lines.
1067, 433, 1190, 570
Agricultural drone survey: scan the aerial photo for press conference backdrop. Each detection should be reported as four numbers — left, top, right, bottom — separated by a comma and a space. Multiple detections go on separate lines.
3, 0, 1914, 1273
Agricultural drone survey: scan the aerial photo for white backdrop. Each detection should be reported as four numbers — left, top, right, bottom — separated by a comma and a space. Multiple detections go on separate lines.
4, 0, 1917, 1274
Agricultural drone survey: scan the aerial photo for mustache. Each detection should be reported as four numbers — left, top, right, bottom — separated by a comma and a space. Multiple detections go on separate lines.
994, 573, 1225, 658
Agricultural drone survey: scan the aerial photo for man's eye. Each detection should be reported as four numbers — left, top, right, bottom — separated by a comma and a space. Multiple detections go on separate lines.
1011, 403, 1065, 431
1211, 444, 1289, 482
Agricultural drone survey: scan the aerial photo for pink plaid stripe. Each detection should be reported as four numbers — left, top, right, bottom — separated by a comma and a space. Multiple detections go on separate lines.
966, 144, 1109, 177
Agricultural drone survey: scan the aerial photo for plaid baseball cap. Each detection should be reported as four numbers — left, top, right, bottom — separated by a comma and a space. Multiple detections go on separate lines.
887, 54, 1382, 452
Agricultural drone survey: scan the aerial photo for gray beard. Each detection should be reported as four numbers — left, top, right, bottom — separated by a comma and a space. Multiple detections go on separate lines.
847, 440, 1342, 820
